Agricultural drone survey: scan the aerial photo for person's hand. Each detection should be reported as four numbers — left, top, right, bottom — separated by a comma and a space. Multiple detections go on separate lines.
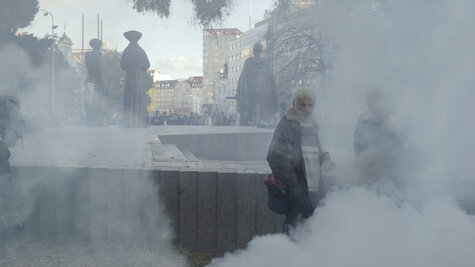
321, 159, 336, 172
320, 152, 336, 172
321, 152, 330, 161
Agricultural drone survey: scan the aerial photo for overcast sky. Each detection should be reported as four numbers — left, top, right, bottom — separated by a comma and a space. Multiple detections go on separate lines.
26, 0, 274, 78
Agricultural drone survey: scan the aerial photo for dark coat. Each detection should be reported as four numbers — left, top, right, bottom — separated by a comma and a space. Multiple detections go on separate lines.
267, 108, 324, 212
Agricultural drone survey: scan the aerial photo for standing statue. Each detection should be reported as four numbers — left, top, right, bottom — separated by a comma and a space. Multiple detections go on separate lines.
236, 42, 278, 126
84, 38, 104, 125
120, 30, 150, 127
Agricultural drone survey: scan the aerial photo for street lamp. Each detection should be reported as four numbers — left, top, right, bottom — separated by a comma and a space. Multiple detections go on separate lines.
39, 9, 57, 112
188, 94, 201, 114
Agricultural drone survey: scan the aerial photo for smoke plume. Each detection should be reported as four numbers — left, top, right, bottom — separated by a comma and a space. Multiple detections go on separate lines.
209, 0, 475, 266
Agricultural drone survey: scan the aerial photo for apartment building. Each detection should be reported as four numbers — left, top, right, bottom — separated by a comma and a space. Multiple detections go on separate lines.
202, 28, 242, 105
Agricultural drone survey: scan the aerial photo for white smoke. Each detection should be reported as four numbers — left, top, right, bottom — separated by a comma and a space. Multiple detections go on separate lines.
0, 44, 186, 265
0, 44, 33, 96
209, 187, 475, 267
209, 0, 475, 266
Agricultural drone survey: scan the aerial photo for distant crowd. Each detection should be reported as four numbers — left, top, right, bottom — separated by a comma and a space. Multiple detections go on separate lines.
147, 112, 238, 126
21, 109, 241, 131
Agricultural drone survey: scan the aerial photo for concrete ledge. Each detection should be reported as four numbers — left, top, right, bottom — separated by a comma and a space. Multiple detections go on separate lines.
198, 171, 218, 252
157, 170, 180, 241
179, 170, 199, 251
11, 165, 284, 253
237, 172, 258, 249
217, 172, 237, 253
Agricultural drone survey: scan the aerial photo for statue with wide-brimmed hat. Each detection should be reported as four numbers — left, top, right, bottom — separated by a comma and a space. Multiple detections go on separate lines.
120, 30, 150, 127
84, 38, 105, 125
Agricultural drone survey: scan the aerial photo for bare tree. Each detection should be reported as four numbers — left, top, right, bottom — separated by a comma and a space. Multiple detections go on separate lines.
267, 2, 336, 104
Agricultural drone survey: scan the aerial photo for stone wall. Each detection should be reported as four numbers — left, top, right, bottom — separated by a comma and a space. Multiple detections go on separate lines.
10, 165, 283, 253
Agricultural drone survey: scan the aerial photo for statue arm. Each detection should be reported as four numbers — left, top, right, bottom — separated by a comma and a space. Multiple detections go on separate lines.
140, 49, 150, 70
144, 55, 150, 70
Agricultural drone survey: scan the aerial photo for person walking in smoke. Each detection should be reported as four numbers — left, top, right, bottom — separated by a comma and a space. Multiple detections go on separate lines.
0, 95, 25, 239
267, 88, 333, 233
236, 42, 278, 126
354, 87, 401, 185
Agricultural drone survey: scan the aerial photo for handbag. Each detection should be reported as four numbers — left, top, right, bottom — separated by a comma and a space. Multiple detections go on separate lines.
264, 174, 289, 215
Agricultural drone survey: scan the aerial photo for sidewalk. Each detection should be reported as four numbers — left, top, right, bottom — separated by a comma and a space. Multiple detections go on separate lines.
9, 125, 273, 171
10, 125, 156, 169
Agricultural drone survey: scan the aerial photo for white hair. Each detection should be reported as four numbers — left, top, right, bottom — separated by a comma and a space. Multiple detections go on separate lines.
292, 88, 316, 104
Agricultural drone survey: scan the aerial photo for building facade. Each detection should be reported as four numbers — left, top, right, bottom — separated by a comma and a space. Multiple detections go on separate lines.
202, 28, 242, 105
187, 76, 204, 114
154, 77, 203, 115
155, 79, 178, 113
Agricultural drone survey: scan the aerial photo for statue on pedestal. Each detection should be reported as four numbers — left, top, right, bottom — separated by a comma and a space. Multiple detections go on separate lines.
84, 38, 104, 125
120, 30, 150, 127
236, 42, 278, 126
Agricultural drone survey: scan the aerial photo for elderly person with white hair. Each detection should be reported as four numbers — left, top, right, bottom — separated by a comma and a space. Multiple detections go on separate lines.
266, 88, 332, 233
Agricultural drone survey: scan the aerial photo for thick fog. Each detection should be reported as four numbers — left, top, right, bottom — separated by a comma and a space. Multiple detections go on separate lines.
2, 0, 475, 266
0, 44, 185, 265
209, 1, 475, 266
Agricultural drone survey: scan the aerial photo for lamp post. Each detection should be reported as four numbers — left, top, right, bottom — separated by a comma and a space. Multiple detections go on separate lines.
188, 94, 201, 114
40, 9, 57, 112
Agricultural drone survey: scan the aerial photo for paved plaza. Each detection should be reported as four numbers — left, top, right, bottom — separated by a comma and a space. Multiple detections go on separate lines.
10, 125, 273, 172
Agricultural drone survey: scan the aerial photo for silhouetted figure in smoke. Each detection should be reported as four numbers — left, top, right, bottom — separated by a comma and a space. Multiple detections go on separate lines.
0, 95, 25, 238
354, 87, 401, 185
236, 42, 278, 126
84, 38, 105, 125
120, 30, 150, 127
266, 89, 333, 233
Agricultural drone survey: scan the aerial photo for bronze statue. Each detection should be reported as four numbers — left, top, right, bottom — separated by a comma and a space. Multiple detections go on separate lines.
236, 42, 278, 126
120, 30, 150, 127
84, 38, 104, 125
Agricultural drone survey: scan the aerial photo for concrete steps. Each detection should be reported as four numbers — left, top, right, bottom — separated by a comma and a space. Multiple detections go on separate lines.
152, 144, 187, 162
11, 166, 284, 254
183, 151, 199, 161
